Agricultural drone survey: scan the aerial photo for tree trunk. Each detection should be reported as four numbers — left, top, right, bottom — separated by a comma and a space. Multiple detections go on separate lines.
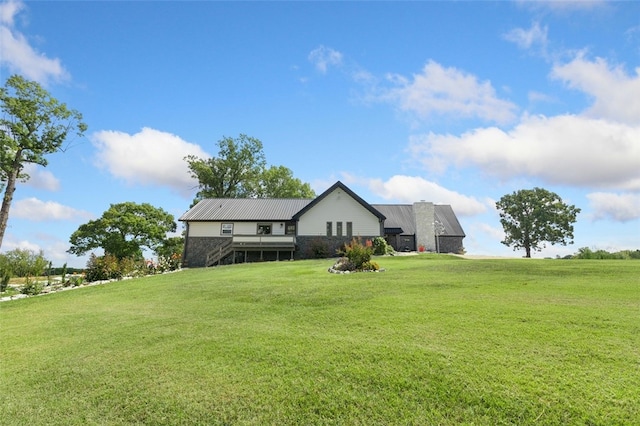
0, 151, 22, 250
525, 245, 531, 258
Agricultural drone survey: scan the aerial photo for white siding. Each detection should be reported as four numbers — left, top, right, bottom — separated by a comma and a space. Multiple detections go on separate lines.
234, 222, 256, 235
188, 221, 285, 236
188, 222, 226, 237
297, 188, 381, 236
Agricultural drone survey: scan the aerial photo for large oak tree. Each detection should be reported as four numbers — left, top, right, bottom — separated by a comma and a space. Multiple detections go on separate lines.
68, 202, 177, 260
0, 75, 87, 249
496, 187, 581, 258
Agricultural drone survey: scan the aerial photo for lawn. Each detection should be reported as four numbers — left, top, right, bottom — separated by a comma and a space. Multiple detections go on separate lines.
1, 255, 638, 425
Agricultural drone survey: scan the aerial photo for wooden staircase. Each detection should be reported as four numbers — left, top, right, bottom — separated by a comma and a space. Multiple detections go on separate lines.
205, 239, 233, 267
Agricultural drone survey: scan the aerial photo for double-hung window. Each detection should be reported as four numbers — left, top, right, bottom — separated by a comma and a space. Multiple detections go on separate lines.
221, 223, 233, 235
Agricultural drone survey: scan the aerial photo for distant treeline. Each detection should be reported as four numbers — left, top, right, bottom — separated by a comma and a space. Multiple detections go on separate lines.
49, 267, 85, 275
568, 248, 640, 260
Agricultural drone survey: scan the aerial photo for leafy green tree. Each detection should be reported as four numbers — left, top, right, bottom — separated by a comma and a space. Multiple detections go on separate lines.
0, 75, 87, 249
155, 236, 184, 259
259, 165, 315, 198
496, 187, 581, 258
185, 134, 315, 204
185, 134, 266, 202
68, 202, 177, 260
0, 248, 49, 277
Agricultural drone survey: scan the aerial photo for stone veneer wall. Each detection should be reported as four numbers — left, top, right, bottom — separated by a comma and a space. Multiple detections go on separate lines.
183, 236, 228, 268
436, 236, 464, 254
413, 202, 436, 252
295, 236, 379, 260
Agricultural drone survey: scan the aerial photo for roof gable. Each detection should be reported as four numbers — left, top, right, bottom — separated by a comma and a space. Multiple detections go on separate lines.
291, 181, 386, 221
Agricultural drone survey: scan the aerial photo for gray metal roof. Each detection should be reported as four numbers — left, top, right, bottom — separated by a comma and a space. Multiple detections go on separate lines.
179, 198, 312, 221
372, 204, 416, 235
372, 204, 465, 237
435, 205, 466, 237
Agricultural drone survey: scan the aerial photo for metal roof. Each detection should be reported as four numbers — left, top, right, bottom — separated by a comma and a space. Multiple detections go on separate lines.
372, 204, 465, 237
435, 205, 466, 237
179, 198, 312, 222
372, 204, 416, 235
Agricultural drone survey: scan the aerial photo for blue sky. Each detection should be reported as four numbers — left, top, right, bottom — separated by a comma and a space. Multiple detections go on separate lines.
1, 0, 639, 267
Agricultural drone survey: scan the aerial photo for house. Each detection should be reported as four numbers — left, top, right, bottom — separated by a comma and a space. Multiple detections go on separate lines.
179, 181, 465, 267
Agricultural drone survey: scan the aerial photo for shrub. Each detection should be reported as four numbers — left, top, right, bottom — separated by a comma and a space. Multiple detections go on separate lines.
340, 238, 373, 270
85, 254, 123, 282
308, 238, 330, 259
68, 275, 85, 287
0, 269, 10, 292
361, 261, 380, 271
21, 276, 43, 295
372, 237, 394, 255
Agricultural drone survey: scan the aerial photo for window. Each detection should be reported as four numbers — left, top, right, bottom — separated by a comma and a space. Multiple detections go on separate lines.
257, 223, 272, 235
221, 223, 233, 235
285, 221, 296, 235
336, 221, 343, 237
326, 221, 332, 237
347, 222, 353, 238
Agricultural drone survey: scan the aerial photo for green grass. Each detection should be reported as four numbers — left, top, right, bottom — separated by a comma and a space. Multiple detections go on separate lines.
1, 255, 638, 425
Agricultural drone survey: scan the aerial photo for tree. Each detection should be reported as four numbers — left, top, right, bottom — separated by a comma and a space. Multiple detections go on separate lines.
185, 134, 266, 202
258, 165, 315, 198
68, 202, 177, 260
496, 187, 581, 258
155, 236, 184, 259
0, 75, 87, 249
185, 134, 315, 204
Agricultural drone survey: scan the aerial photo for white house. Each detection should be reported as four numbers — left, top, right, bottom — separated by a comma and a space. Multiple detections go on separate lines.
179, 181, 465, 267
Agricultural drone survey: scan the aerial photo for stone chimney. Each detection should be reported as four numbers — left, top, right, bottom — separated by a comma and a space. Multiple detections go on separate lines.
413, 201, 435, 252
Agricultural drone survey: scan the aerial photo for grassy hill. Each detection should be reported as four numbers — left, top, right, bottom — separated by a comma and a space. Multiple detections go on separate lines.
1, 255, 638, 425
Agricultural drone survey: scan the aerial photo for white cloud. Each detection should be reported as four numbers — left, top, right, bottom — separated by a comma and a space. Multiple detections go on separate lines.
409, 114, 640, 191
504, 21, 548, 54
22, 163, 60, 191
517, 0, 607, 13
587, 192, 640, 222
379, 60, 518, 124
308, 45, 343, 74
91, 127, 209, 196
365, 175, 488, 216
551, 55, 640, 125
12, 197, 93, 221
0, 0, 68, 84
0, 0, 22, 25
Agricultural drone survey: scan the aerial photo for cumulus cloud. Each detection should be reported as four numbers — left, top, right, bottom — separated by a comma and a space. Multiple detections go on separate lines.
91, 127, 209, 195
365, 175, 488, 216
0, 0, 69, 84
551, 55, 640, 125
409, 114, 640, 191
22, 164, 60, 191
587, 192, 640, 222
12, 197, 93, 221
378, 60, 518, 124
308, 45, 343, 74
